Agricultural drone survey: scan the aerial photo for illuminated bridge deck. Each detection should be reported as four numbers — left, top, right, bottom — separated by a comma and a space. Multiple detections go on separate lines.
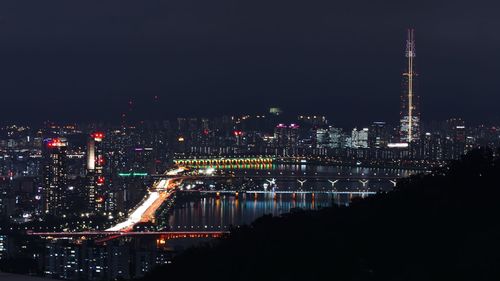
181, 190, 378, 195
28, 231, 229, 239
169, 174, 402, 180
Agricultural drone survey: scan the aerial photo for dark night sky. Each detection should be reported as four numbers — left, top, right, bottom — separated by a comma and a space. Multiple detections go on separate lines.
0, 0, 499, 126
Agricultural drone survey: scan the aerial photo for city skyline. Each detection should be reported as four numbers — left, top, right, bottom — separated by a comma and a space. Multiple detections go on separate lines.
1, 2, 499, 280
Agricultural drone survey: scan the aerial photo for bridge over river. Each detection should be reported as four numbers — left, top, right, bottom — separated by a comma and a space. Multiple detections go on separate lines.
30, 165, 407, 240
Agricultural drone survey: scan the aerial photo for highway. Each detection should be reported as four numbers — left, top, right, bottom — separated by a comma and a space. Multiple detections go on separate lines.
105, 190, 161, 231
106, 172, 182, 232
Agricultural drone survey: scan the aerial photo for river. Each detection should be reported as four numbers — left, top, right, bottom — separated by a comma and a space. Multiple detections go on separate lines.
167, 165, 418, 229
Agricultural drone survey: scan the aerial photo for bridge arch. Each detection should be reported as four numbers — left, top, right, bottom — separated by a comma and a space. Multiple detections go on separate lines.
174, 157, 275, 167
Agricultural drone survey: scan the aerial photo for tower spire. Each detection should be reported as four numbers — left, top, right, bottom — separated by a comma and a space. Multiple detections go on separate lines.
400, 28, 420, 143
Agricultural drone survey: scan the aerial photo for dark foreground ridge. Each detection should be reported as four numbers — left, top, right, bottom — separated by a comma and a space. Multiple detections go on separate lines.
143, 149, 500, 281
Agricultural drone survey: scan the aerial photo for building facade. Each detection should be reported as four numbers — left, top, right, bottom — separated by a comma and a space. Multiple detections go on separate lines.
43, 138, 68, 217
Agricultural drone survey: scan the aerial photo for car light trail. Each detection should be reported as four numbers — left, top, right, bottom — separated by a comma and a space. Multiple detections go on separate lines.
106, 169, 182, 232
106, 191, 160, 231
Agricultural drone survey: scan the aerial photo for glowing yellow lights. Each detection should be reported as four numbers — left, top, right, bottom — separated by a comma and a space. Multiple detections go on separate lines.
178, 136, 185, 142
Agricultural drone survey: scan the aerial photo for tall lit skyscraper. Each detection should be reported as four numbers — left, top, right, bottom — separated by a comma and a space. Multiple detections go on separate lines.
400, 28, 421, 143
86, 132, 106, 214
43, 138, 68, 216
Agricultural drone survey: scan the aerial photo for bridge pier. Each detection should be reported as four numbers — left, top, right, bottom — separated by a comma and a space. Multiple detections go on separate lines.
265, 178, 276, 191
328, 179, 339, 188
359, 180, 369, 188
297, 179, 307, 190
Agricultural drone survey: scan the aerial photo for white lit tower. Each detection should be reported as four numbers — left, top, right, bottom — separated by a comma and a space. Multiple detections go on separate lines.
86, 132, 106, 214
400, 28, 421, 143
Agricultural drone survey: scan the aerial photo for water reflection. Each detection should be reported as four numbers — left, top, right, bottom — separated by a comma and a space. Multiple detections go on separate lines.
168, 193, 361, 229
169, 165, 419, 229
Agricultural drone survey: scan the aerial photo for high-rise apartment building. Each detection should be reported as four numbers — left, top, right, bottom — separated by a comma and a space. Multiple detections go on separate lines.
43, 137, 68, 216
86, 132, 106, 214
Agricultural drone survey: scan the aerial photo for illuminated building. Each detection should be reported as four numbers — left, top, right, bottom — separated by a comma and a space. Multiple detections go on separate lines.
43, 137, 68, 216
422, 132, 443, 160
0, 181, 8, 217
316, 127, 344, 148
316, 128, 329, 148
269, 107, 283, 116
44, 240, 81, 280
288, 124, 300, 147
442, 118, 467, 159
400, 28, 421, 143
369, 122, 389, 149
446, 118, 466, 142
328, 127, 345, 148
86, 132, 106, 214
351, 128, 369, 149
274, 124, 288, 147
274, 124, 299, 148
233, 130, 243, 146
43, 240, 131, 280
0, 235, 9, 260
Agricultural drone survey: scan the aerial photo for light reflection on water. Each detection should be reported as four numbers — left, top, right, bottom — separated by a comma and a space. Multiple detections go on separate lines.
168, 165, 418, 229
168, 193, 362, 229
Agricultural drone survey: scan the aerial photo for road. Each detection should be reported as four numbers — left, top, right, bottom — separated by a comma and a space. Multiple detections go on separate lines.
106, 170, 183, 232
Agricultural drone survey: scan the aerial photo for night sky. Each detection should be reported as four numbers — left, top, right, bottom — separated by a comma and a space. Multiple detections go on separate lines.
0, 0, 499, 126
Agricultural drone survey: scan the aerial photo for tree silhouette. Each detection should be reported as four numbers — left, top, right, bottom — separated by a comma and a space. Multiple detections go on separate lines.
142, 148, 500, 281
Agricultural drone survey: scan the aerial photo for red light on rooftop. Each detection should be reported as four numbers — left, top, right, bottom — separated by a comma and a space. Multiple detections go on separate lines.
47, 138, 65, 148
91, 132, 105, 140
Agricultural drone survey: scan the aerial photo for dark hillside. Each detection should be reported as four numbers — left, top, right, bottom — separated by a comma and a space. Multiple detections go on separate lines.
144, 149, 500, 281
